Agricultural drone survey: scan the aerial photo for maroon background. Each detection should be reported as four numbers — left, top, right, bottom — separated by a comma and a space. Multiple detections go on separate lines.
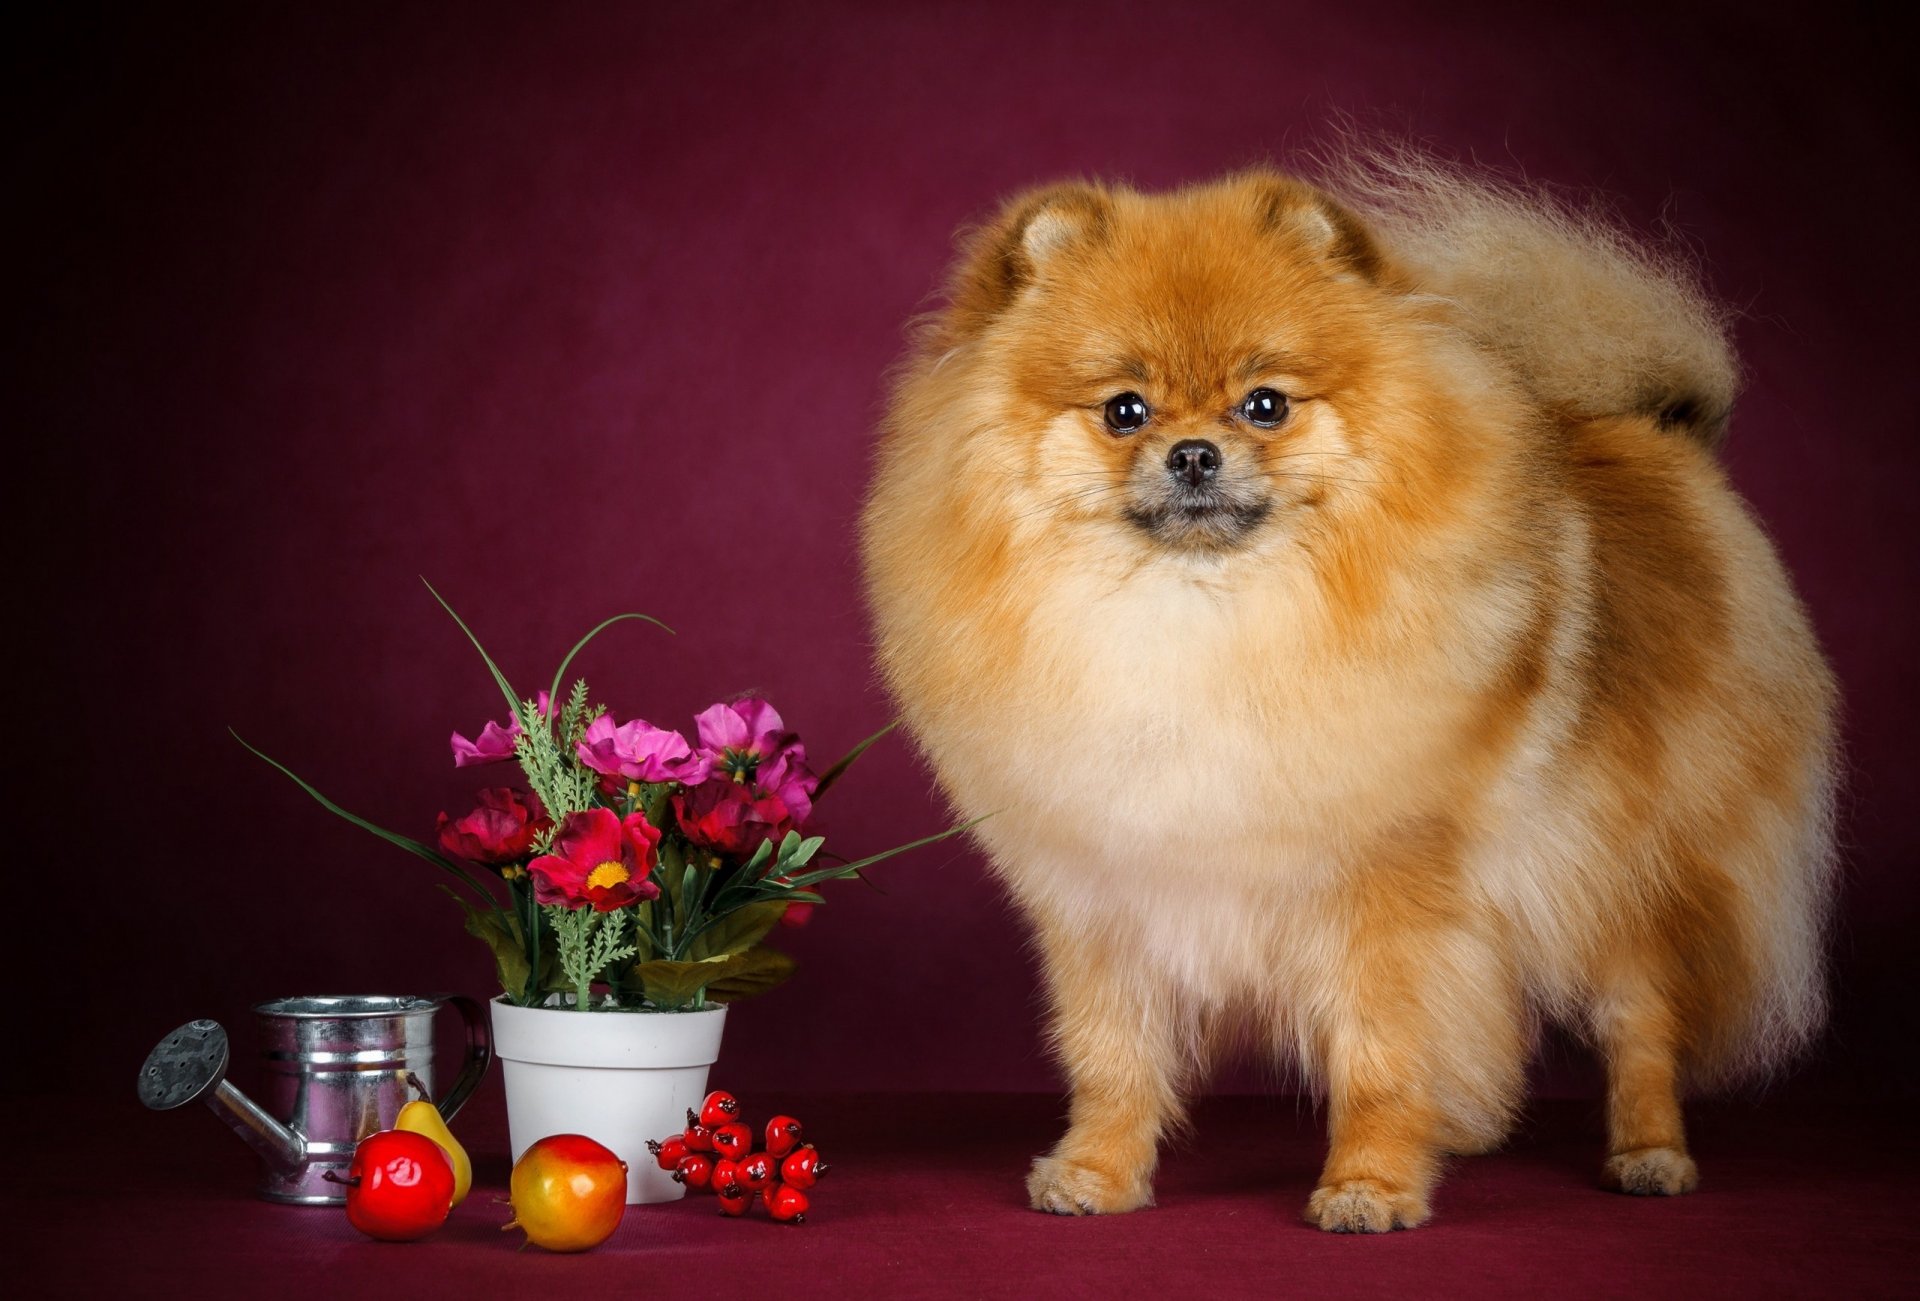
13, 1, 1917, 1110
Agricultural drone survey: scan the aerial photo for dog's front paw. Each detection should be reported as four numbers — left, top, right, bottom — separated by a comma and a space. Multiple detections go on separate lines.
1304, 1179, 1430, 1233
1026, 1155, 1153, 1216
1601, 1146, 1699, 1196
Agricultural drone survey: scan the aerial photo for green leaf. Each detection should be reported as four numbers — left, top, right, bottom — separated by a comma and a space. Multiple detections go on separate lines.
640, 781, 671, 830
686, 900, 787, 961
704, 946, 795, 1003
657, 839, 685, 896
631, 945, 795, 1008
421, 577, 521, 717
445, 887, 530, 999
630, 955, 724, 1009
630, 899, 659, 961
766, 830, 822, 876
546, 612, 674, 722
742, 839, 775, 878
813, 719, 899, 801
232, 729, 498, 903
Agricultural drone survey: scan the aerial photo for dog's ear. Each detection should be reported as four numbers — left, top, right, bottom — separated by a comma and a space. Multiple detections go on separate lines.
1243, 171, 1385, 281
942, 182, 1113, 338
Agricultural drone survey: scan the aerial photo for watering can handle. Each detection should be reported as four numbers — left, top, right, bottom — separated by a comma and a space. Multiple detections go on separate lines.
433, 994, 492, 1122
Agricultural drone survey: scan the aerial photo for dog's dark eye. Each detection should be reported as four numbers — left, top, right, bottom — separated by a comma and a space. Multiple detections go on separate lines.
1240, 388, 1289, 429
1103, 392, 1150, 434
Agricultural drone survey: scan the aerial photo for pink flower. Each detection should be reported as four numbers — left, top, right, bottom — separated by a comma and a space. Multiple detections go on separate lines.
756, 751, 817, 830
436, 788, 550, 866
450, 691, 551, 767
450, 719, 517, 767
693, 697, 818, 827
695, 697, 799, 771
527, 808, 663, 912
576, 715, 712, 786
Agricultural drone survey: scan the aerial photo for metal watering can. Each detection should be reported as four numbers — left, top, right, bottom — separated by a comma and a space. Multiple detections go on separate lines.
138, 995, 492, 1203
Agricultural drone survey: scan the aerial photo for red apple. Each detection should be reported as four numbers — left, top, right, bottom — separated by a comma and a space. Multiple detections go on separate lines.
328, 1129, 455, 1241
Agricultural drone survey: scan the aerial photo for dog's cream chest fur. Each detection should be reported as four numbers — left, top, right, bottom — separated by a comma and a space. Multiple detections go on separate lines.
936, 551, 1471, 874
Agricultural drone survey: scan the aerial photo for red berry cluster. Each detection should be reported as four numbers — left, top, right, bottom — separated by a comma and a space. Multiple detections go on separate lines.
647, 1090, 828, 1224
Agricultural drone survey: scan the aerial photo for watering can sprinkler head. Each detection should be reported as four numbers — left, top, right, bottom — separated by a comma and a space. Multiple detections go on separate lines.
137, 997, 490, 1203
138, 1019, 308, 1175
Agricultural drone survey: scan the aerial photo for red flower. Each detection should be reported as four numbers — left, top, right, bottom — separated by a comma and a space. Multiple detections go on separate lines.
436, 789, 550, 867
671, 779, 803, 859
528, 808, 663, 912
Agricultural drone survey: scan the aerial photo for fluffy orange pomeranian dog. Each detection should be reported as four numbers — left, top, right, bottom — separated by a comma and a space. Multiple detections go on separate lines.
860, 147, 1836, 1231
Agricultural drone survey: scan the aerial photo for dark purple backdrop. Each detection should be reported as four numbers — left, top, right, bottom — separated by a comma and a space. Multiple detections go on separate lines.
14, 1, 1915, 1103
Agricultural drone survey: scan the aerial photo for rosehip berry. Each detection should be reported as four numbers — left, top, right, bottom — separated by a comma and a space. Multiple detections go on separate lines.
780, 1144, 828, 1190
699, 1090, 742, 1129
711, 1122, 753, 1161
735, 1152, 776, 1192
684, 1111, 716, 1152
647, 1134, 690, 1171
673, 1153, 714, 1191
765, 1115, 804, 1157
710, 1158, 742, 1198
767, 1182, 810, 1224
716, 1186, 752, 1217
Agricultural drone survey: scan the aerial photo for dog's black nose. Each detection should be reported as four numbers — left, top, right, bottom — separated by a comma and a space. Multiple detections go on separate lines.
1166, 439, 1221, 487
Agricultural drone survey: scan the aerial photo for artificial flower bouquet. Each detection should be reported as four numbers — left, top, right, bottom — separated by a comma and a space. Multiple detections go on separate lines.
239, 586, 959, 1012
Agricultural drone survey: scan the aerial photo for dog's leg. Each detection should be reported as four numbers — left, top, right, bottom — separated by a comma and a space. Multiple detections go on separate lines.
1026, 916, 1186, 1216
1303, 835, 1519, 1232
1304, 963, 1445, 1228
1307, 1038, 1441, 1233
1595, 972, 1699, 1196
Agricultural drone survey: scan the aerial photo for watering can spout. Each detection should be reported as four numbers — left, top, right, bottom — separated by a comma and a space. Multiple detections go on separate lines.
140, 996, 490, 1203
138, 1020, 308, 1175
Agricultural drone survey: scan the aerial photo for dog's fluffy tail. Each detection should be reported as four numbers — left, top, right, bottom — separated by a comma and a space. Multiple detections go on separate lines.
1318, 142, 1739, 446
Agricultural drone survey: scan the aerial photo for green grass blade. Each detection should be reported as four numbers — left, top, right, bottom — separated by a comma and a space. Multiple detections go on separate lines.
812, 719, 899, 801
546, 613, 675, 716
736, 888, 824, 909
420, 577, 521, 716
231, 729, 501, 905
779, 814, 989, 889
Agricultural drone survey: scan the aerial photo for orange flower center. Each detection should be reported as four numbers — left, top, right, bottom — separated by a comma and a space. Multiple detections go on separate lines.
586, 860, 630, 891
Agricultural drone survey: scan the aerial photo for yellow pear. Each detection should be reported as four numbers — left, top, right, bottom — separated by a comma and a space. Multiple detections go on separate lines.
395, 1099, 471, 1207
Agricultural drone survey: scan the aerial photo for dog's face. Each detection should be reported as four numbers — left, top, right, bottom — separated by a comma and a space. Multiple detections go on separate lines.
932, 172, 1409, 561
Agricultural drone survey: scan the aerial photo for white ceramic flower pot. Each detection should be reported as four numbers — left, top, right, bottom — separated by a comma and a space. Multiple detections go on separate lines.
490, 998, 728, 1204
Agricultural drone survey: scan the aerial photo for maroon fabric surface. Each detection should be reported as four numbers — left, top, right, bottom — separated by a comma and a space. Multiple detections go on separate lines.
10, 0, 1917, 1105
20, 1090, 1917, 1299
